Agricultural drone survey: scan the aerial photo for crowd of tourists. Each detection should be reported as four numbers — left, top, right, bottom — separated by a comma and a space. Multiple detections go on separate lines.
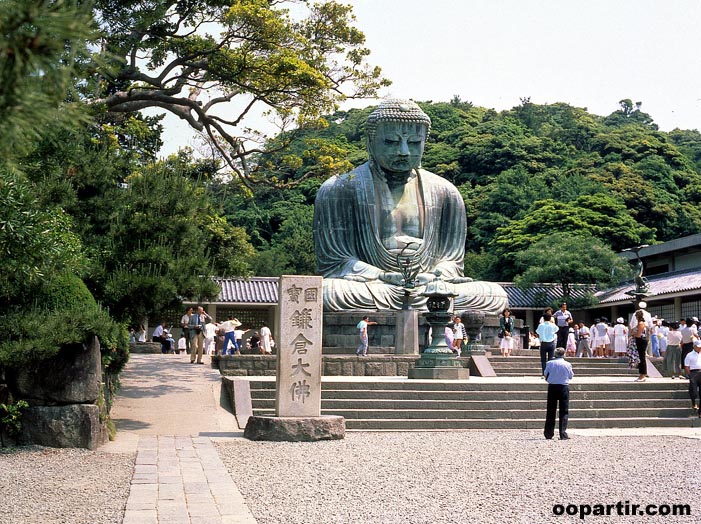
129, 307, 275, 362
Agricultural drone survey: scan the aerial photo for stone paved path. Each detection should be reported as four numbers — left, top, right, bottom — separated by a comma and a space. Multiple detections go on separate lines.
104, 353, 256, 524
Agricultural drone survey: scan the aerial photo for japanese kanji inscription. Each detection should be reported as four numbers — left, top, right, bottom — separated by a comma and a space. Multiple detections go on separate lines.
275, 275, 323, 416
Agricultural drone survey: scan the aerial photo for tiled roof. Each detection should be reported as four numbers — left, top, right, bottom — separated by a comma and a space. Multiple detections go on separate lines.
212, 277, 279, 303
501, 283, 596, 309
595, 269, 701, 304
207, 270, 701, 307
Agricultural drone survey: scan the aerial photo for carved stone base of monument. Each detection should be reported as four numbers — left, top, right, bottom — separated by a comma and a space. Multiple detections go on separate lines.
463, 344, 489, 356
244, 415, 346, 442
408, 353, 469, 380
395, 310, 419, 355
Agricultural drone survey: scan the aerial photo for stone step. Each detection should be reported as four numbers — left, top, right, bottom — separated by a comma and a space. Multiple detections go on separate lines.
341, 417, 701, 430
252, 406, 691, 419
491, 365, 636, 372
242, 378, 692, 429
490, 357, 629, 362
494, 368, 638, 378
490, 360, 632, 368
323, 346, 397, 355
249, 388, 688, 401
248, 380, 686, 392
251, 398, 688, 410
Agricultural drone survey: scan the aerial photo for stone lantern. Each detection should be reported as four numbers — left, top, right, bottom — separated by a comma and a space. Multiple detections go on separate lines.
408, 275, 469, 379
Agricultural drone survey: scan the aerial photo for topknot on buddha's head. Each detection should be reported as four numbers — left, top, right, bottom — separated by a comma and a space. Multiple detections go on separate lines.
366, 99, 431, 141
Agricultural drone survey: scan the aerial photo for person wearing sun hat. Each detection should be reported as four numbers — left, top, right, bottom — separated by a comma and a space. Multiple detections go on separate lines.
613, 317, 628, 357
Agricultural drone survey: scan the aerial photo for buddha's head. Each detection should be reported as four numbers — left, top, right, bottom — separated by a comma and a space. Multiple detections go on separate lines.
367, 99, 431, 174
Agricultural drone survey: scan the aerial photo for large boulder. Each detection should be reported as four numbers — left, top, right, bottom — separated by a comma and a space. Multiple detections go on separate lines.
7, 337, 102, 404
20, 404, 107, 450
244, 415, 345, 442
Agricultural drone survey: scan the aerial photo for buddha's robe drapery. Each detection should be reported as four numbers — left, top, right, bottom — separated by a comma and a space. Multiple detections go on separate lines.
313, 162, 508, 312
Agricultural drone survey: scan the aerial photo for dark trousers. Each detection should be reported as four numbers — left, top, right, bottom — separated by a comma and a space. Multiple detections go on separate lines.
154, 336, 169, 354
689, 370, 701, 409
636, 337, 648, 375
544, 384, 570, 439
540, 341, 555, 374
556, 326, 569, 349
681, 343, 693, 376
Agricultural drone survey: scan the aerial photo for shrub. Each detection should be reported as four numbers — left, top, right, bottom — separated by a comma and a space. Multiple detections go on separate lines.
0, 303, 129, 374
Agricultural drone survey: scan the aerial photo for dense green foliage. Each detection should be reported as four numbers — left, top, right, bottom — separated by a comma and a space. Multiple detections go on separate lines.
237, 98, 701, 284
1, 0, 388, 376
513, 234, 633, 304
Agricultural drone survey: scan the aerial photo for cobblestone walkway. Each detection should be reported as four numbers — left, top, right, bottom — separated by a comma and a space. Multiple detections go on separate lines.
106, 354, 255, 524
122, 436, 255, 524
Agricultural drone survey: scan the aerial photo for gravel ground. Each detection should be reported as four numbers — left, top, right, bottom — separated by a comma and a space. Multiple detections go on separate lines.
217, 431, 700, 524
0, 446, 134, 524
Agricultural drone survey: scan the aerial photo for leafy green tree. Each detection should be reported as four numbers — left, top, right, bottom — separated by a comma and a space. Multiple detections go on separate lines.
253, 204, 316, 276
0, 0, 92, 298
603, 99, 658, 129
0, 173, 84, 300
0, 0, 129, 376
492, 196, 655, 279
513, 233, 633, 304
0, 0, 94, 161
89, 0, 390, 187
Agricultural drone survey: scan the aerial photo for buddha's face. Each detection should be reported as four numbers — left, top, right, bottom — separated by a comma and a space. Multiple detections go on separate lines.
371, 121, 426, 173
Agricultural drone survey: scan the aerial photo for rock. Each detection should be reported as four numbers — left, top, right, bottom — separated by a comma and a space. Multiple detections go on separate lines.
7, 337, 102, 404
129, 342, 161, 354
20, 404, 107, 450
244, 415, 345, 442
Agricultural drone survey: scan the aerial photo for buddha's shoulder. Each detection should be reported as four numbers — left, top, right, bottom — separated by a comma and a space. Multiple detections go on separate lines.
417, 169, 461, 192
319, 163, 370, 191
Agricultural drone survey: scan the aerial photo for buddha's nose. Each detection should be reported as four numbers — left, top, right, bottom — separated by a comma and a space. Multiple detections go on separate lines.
398, 139, 410, 156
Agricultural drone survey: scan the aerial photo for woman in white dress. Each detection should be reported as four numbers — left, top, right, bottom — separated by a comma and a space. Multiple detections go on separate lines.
565, 325, 577, 357
260, 322, 273, 354
591, 318, 610, 358
613, 317, 628, 357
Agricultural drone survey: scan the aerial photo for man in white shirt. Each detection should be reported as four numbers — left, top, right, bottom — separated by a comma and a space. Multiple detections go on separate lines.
152, 322, 169, 354
684, 338, 701, 417
356, 315, 377, 357
576, 322, 591, 358
553, 302, 573, 349
544, 347, 574, 440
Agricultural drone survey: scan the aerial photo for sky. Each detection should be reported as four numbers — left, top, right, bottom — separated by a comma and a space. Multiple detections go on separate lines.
158, 0, 701, 155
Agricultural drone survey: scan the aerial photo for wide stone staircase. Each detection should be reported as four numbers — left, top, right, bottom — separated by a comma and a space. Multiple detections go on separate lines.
490, 355, 639, 377
246, 378, 697, 430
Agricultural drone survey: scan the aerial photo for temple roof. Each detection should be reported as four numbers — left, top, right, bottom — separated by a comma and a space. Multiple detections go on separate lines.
500, 283, 596, 309
212, 277, 278, 304
594, 268, 701, 304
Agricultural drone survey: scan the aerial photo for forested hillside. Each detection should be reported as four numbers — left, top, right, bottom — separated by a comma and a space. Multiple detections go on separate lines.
232, 98, 701, 281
